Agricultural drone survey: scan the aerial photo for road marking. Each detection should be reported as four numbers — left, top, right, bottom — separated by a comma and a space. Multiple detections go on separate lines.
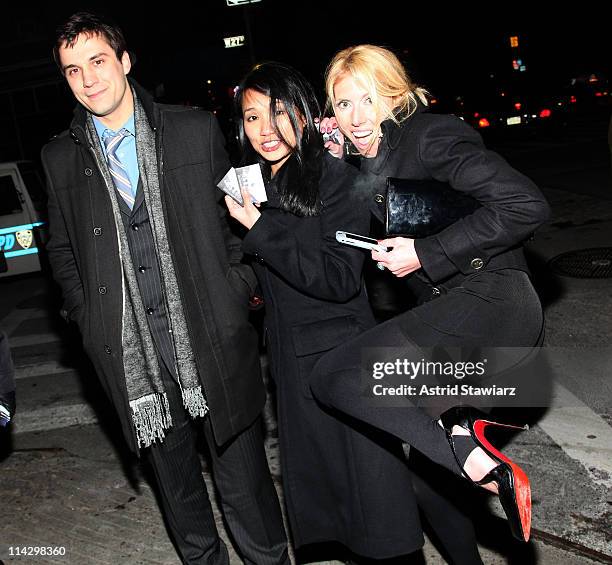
11, 403, 98, 434
1, 308, 45, 336
538, 383, 612, 488
14, 360, 75, 380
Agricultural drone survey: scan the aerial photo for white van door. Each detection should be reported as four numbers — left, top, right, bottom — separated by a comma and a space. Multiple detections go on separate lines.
0, 165, 43, 277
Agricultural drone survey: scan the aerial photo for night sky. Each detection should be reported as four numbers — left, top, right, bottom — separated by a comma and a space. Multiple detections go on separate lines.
1, 2, 609, 161
4, 3, 609, 97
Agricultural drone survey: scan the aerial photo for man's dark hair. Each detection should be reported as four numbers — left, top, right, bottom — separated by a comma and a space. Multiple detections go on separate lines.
234, 62, 323, 217
53, 12, 127, 71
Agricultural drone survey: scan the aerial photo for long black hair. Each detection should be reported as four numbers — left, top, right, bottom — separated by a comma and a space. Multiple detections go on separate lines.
235, 62, 323, 217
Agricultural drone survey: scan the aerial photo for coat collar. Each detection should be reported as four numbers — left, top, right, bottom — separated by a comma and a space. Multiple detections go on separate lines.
361, 101, 429, 175
68, 78, 158, 146
261, 174, 282, 210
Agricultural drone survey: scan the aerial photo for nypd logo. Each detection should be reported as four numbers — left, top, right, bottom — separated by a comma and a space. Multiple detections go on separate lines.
16, 229, 34, 250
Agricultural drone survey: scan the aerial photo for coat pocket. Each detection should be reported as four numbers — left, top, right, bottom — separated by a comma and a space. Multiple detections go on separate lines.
291, 315, 361, 399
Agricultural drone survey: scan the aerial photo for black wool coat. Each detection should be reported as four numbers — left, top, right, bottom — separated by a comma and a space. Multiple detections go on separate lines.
348, 104, 550, 400
241, 154, 421, 557
41, 80, 264, 454
361, 104, 550, 297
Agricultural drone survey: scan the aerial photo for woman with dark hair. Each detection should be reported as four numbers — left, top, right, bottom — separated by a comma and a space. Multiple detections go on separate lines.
225, 61, 423, 562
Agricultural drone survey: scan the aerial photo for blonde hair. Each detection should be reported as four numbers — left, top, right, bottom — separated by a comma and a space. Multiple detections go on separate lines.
325, 44, 428, 125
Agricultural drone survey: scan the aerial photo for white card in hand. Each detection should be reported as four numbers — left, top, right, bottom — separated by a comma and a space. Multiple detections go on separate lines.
218, 164, 267, 206
218, 168, 242, 204
236, 164, 267, 204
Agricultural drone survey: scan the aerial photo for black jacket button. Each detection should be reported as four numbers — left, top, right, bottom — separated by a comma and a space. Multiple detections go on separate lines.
98, 286, 107, 295
431, 287, 441, 296
131, 223, 139, 231
84, 168, 93, 177
104, 345, 112, 354
93, 227, 103, 236
146, 307, 154, 315
471, 258, 484, 270
374, 194, 385, 204
138, 265, 147, 273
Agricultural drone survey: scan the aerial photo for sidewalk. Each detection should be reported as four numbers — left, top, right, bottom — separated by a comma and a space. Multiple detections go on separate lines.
520, 184, 612, 561
1, 421, 605, 565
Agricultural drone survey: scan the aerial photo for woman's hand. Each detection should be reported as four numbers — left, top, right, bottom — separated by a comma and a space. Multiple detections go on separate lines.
371, 237, 422, 277
225, 187, 261, 230
316, 116, 344, 159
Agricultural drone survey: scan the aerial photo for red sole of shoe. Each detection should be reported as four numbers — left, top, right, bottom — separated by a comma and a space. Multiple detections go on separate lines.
473, 419, 532, 541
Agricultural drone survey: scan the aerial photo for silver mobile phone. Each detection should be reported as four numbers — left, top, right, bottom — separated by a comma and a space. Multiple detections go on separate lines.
336, 231, 389, 253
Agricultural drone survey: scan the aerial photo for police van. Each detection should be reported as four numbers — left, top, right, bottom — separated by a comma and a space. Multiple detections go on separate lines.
0, 161, 47, 278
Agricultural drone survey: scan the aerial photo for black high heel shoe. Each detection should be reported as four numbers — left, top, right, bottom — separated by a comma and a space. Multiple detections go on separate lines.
439, 406, 531, 542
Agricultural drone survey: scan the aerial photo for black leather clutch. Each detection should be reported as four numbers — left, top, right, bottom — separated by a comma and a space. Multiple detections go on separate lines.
384, 177, 481, 238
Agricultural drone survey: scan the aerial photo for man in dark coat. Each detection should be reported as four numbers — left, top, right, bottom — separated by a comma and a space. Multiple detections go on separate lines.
41, 12, 288, 565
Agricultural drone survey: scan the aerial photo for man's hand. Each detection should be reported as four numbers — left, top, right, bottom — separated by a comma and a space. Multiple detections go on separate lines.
371, 237, 422, 277
225, 187, 261, 230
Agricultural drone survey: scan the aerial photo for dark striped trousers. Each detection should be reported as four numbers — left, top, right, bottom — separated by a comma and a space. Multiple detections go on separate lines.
145, 365, 289, 565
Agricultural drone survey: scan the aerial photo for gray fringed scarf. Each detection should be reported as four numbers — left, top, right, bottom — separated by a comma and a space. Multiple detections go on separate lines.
85, 92, 208, 448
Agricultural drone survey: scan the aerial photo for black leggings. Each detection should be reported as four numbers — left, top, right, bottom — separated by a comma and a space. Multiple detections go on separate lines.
310, 269, 543, 475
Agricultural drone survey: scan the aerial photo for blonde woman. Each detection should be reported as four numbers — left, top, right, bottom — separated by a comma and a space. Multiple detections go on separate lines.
312, 45, 550, 545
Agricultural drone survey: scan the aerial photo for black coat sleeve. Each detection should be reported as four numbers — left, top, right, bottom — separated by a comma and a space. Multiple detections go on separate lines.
41, 143, 85, 322
207, 114, 259, 298
242, 159, 369, 302
413, 115, 551, 282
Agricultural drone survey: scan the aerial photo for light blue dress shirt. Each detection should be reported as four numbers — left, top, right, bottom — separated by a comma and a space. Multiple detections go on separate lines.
93, 114, 140, 192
